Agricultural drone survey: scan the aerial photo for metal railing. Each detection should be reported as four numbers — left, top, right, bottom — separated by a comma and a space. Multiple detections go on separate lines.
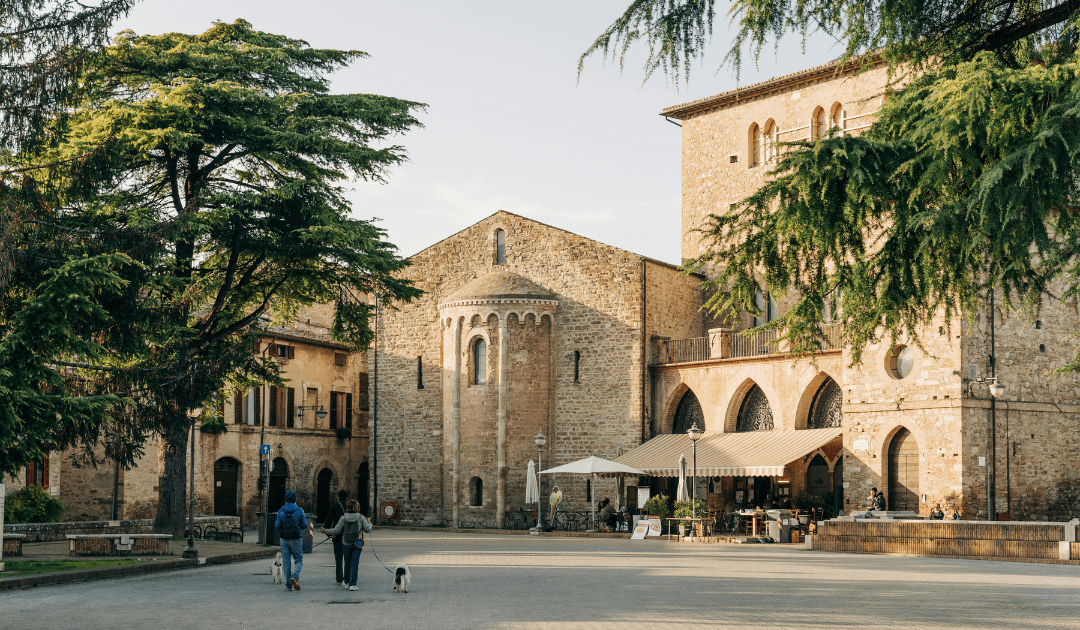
652, 322, 844, 366
655, 337, 711, 365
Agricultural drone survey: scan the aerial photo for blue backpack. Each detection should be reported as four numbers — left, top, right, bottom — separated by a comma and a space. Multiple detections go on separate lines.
280, 506, 303, 540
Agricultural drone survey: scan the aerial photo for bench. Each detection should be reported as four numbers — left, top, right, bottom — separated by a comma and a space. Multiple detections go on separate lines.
66, 534, 172, 557
201, 525, 244, 542
3, 533, 26, 557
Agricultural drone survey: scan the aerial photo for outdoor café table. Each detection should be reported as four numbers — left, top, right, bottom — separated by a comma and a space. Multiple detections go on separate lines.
739, 511, 764, 536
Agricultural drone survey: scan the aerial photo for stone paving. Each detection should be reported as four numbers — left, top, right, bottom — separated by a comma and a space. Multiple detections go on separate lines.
2, 529, 1078, 629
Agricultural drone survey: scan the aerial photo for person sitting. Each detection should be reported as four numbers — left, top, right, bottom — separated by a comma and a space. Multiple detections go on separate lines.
950, 505, 961, 520
599, 498, 617, 532
930, 503, 945, 520
780, 497, 792, 509
875, 491, 887, 512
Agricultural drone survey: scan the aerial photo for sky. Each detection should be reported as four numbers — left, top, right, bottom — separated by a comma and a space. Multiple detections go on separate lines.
115, 1, 836, 264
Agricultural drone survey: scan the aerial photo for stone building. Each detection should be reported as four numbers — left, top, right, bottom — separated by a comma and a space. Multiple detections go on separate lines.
53, 305, 369, 527
626, 58, 1080, 521
369, 211, 700, 527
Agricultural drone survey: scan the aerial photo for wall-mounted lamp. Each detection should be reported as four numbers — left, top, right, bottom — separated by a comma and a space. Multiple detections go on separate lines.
297, 405, 328, 421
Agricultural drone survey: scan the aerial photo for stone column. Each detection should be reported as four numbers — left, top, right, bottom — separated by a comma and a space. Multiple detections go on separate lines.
452, 318, 462, 528
496, 316, 508, 528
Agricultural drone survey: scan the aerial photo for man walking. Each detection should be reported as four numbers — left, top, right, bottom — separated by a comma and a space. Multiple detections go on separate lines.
325, 489, 349, 586
275, 490, 308, 591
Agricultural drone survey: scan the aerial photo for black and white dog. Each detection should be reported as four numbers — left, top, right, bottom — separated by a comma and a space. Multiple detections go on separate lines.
393, 563, 411, 593
271, 552, 284, 584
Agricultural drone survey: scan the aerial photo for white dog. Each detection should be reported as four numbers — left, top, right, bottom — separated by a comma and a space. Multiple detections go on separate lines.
271, 552, 284, 584
393, 563, 411, 593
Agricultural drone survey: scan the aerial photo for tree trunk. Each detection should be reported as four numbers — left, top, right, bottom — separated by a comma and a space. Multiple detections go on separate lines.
153, 421, 189, 536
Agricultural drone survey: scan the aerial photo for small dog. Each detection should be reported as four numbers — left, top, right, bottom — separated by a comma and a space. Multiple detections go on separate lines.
270, 552, 284, 584
392, 563, 411, 593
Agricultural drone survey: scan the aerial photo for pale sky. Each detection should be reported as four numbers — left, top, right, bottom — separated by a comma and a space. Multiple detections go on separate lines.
116, 1, 835, 264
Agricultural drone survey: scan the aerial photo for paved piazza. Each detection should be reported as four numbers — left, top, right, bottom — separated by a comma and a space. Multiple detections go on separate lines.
3, 530, 1077, 629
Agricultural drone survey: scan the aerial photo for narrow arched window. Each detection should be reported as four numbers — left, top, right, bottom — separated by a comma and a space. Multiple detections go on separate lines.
749, 123, 761, 168
473, 338, 487, 385
573, 350, 580, 382
813, 107, 827, 140
495, 229, 506, 264
763, 120, 779, 162
469, 477, 483, 506
831, 103, 845, 136
417, 356, 424, 389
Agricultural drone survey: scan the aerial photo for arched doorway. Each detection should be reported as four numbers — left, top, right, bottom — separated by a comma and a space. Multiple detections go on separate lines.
806, 454, 830, 497
268, 457, 289, 513
214, 457, 240, 516
807, 378, 842, 428
316, 468, 334, 522
888, 429, 919, 512
736, 384, 774, 432
672, 389, 704, 435
356, 461, 370, 517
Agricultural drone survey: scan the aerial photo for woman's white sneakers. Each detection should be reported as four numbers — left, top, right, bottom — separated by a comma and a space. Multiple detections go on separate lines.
349, 585, 359, 591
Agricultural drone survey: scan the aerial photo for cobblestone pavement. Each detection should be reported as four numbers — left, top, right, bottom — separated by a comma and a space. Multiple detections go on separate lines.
2, 530, 1077, 629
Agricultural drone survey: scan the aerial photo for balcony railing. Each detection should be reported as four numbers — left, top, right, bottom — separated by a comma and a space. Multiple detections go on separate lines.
653, 323, 843, 366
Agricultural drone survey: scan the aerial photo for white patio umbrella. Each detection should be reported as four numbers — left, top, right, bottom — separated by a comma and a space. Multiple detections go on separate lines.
676, 454, 689, 502
539, 455, 647, 532
525, 460, 539, 504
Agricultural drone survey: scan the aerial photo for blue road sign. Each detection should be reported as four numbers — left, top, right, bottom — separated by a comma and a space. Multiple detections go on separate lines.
260, 444, 270, 455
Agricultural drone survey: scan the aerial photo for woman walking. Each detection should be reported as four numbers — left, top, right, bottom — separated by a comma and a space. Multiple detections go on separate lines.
320, 499, 372, 591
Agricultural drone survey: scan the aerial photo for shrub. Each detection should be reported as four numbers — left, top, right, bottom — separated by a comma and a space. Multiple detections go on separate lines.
673, 497, 708, 523
793, 492, 827, 511
642, 493, 671, 520
199, 419, 228, 434
5, 485, 64, 524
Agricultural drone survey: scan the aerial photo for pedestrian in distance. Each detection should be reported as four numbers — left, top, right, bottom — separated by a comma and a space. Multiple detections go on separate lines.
320, 499, 372, 591
275, 490, 308, 591
325, 489, 350, 585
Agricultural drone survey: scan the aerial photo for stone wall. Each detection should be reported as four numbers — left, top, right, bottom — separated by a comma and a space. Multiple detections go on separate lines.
374, 211, 662, 525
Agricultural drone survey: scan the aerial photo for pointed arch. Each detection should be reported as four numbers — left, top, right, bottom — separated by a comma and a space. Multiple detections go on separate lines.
795, 371, 843, 429
811, 106, 827, 140
725, 378, 775, 432
748, 122, 762, 168
672, 389, 704, 435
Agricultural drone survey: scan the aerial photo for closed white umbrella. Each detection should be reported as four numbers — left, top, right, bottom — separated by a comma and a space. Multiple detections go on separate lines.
677, 454, 689, 502
525, 460, 539, 504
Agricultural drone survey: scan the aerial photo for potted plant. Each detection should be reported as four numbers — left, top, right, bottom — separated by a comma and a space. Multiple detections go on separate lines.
643, 493, 671, 534
673, 497, 707, 537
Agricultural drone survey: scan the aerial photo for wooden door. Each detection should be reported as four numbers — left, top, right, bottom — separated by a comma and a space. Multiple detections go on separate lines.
316, 468, 333, 523
888, 429, 920, 511
806, 455, 831, 497
214, 458, 239, 516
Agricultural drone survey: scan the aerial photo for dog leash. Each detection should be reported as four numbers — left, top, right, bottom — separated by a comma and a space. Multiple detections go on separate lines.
365, 531, 394, 574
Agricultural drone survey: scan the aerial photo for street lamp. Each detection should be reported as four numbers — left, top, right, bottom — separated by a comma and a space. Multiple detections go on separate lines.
296, 405, 328, 426
969, 376, 1005, 520
687, 422, 703, 524
183, 404, 205, 560
533, 431, 546, 532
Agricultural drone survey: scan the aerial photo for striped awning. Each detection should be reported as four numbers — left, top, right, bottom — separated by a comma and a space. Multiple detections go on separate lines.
612, 427, 844, 477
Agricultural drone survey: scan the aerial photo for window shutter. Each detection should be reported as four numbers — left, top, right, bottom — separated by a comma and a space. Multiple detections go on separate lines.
346, 393, 352, 429
268, 342, 277, 357
269, 385, 278, 426
358, 373, 369, 410
217, 392, 225, 420
334, 352, 347, 367
330, 392, 338, 429
234, 392, 242, 424
253, 339, 261, 354
43, 455, 49, 489
286, 388, 295, 429
288, 345, 295, 359
26, 462, 33, 487
254, 387, 262, 426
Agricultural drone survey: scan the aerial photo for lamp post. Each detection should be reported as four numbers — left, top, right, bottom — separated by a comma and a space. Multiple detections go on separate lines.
534, 431, 546, 532
968, 376, 1005, 521
183, 405, 205, 560
295, 405, 328, 427
687, 422, 703, 521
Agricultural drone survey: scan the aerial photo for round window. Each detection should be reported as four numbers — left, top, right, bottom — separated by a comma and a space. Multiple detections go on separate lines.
886, 345, 915, 379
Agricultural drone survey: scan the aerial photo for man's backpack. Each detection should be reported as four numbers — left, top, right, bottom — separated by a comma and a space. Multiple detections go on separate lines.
280, 506, 302, 540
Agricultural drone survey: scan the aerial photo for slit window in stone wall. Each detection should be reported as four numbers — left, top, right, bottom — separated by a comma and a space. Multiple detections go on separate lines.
474, 338, 487, 385
672, 389, 704, 435
736, 384, 774, 432
808, 378, 842, 429
495, 229, 506, 264
470, 477, 483, 506
573, 350, 581, 382
417, 356, 424, 389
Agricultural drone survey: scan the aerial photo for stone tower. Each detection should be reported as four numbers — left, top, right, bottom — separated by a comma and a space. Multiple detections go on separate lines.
439, 271, 558, 528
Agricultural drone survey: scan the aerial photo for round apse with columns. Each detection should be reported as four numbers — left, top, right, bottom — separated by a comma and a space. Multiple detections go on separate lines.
438, 271, 558, 528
